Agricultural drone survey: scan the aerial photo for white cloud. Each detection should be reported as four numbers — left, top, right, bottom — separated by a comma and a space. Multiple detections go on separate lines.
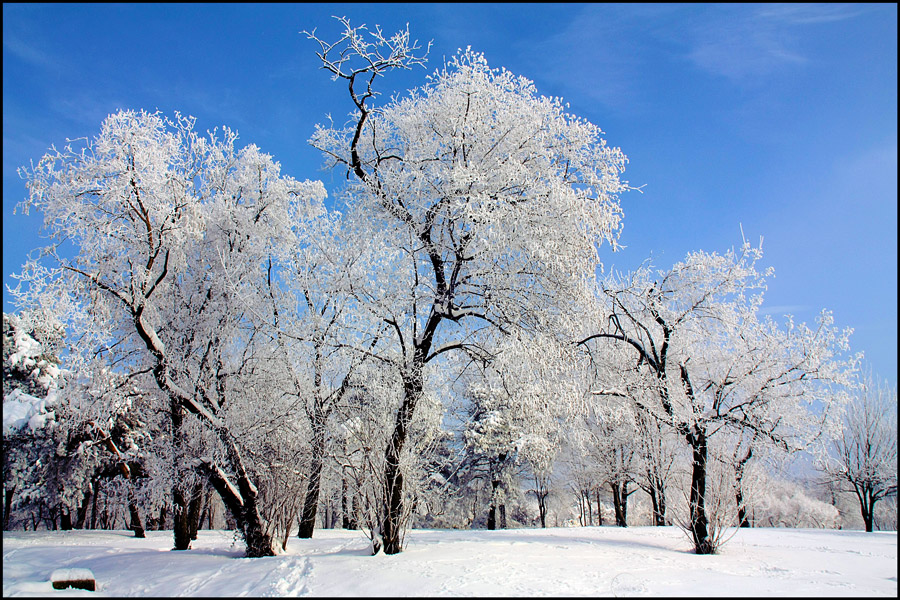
682, 4, 864, 84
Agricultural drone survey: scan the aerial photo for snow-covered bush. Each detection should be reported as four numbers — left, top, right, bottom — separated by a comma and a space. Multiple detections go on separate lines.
753, 477, 841, 529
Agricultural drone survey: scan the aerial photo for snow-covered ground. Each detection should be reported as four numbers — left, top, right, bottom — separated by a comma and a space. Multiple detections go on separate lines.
2, 526, 896, 597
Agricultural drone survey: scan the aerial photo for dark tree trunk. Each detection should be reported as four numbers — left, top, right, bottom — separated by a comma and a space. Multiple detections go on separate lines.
488, 452, 508, 530
46, 504, 59, 531
687, 427, 712, 554
596, 488, 603, 526
736, 487, 750, 528
90, 478, 101, 530
196, 486, 211, 532
381, 368, 422, 555
75, 488, 92, 530
128, 500, 145, 538
610, 481, 628, 527
201, 439, 275, 557
647, 474, 667, 526
60, 508, 73, 531
648, 485, 660, 526
341, 473, 357, 529
536, 491, 548, 528
206, 494, 216, 530
298, 421, 326, 538
187, 480, 204, 540
734, 444, 753, 528
487, 476, 501, 530
171, 400, 192, 551
656, 487, 667, 527
864, 510, 874, 532
855, 486, 876, 532
3, 486, 14, 530
172, 486, 192, 550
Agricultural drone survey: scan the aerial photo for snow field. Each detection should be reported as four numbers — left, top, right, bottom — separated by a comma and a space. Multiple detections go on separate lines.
2, 526, 896, 597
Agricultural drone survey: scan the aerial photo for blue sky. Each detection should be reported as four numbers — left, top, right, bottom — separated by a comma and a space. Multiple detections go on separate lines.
3, 3, 897, 384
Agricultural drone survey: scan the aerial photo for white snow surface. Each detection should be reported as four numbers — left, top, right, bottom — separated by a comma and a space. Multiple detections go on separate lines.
2, 388, 54, 435
49, 568, 96, 583
2, 526, 896, 597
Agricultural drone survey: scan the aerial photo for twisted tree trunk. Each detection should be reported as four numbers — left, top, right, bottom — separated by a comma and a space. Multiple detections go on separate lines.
381, 370, 421, 555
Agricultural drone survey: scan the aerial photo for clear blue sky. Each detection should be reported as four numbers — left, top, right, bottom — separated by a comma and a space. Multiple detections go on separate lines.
3, 3, 897, 385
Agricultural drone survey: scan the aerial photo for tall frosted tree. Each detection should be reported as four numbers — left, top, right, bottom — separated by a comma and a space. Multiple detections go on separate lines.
820, 372, 897, 532
15, 110, 326, 556
307, 18, 629, 554
580, 242, 858, 553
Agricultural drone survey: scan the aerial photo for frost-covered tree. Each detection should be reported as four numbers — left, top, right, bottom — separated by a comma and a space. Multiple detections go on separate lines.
569, 392, 640, 527
460, 332, 579, 530
633, 407, 680, 526
463, 380, 518, 530
307, 17, 627, 554
753, 475, 841, 529
223, 190, 360, 541
3, 311, 158, 535
819, 371, 898, 532
580, 241, 858, 553
14, 109, 326, 556
3, 311, 65, 530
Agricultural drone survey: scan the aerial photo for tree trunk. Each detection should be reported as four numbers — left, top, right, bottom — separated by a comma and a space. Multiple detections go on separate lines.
170, 398, 193, 550
172, 486, 192, 550
687, 427, 712, 554
610, 480, 628, 527
46, 504, 59, 531
90, 478, 101, 530
647, 474, 667, 526
656, 477, 667, 526
537, 491, 548, 528
341, 474, 357, 529
381, 369, 421, 555
596, 488, 603, 526
734, 444, 753, 528
60, 508, 73, 531
855, 485, 876, 532
203, 487, 217, 530
3, 486, 14, 530
487, 477, 501, 530
298, 421, 326, 538
187, 480, 204, 540
201, 437, 275, 557
157, 505, 168, 531
648, 484, 660, 526
581, 490, 592, 526
197, 486, 211, 532
736, 487, 750, 528
128, 500, 145, 538
75, 488, 92, 529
